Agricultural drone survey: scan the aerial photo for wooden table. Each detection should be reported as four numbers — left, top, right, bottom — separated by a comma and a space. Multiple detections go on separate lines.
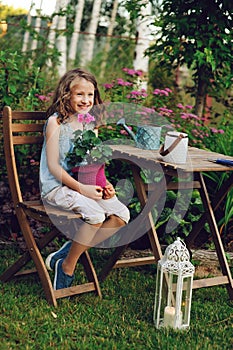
99, 145, 233, 300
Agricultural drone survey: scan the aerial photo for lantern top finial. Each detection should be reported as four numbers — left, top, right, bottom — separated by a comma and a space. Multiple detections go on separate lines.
159, 237, 195, 275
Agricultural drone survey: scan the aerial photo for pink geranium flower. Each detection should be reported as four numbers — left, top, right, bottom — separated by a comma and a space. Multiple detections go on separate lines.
77, 114, 84, 123
77, 113, 95, 124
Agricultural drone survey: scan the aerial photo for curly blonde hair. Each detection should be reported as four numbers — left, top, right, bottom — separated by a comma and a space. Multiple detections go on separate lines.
46, 68, 103, 124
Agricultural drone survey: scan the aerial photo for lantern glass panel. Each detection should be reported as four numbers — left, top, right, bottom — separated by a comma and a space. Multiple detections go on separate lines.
154, 268, 193, 329
181, 275, 193, 327
154, 268, 180, 328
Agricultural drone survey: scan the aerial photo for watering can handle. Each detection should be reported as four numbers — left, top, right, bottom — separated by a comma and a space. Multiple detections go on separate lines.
159, 134, 185, 156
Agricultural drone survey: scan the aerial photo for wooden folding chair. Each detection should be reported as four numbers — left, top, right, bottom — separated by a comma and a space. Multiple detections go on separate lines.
0, 106, 102, 307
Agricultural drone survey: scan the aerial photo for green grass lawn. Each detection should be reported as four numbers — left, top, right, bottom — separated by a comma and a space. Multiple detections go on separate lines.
0, 244, 233, 350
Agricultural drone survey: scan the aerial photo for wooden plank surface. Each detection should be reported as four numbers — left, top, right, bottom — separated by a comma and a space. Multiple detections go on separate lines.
110, 144, 233, 172
11, 111, 46, 120
20, 200, 81, 220
12, 123, 44, 132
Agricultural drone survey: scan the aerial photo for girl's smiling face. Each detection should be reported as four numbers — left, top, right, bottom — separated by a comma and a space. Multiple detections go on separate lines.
70, 78, 95, 115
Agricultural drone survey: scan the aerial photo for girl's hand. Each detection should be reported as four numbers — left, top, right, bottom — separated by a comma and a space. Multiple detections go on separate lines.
103, 183, 115, 200
79, 183, 103, 200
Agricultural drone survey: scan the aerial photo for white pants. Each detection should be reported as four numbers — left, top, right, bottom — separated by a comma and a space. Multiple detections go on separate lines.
43, 186, 130, 225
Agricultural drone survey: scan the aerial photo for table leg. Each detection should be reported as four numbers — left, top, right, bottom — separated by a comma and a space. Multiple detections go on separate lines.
130, 164, 163, 262
98, 245, 128, 282
98, 163, 166, 282
186, 172, 233, 247
188, 172, 233, 299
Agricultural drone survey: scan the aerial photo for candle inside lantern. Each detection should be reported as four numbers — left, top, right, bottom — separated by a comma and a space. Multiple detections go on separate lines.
164, 306, 175, 327
164, 306, 183, 328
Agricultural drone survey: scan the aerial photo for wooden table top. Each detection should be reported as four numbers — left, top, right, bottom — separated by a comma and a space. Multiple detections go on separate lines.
110, 144, 233, 173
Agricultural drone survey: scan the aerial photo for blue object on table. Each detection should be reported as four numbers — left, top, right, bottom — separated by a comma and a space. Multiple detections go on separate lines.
208, 158, 233, 166
216, 159, 233, 166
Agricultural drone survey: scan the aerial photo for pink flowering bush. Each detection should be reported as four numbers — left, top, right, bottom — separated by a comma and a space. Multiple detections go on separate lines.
103, 67, 148, 105
103, 68, 229, 152
149, 88, 229, 151
34, 92, 53, 110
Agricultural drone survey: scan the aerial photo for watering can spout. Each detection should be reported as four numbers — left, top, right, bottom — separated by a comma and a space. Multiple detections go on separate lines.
117, 118, 163, 150
117, 118, 137, 142
116, 117, 126, 126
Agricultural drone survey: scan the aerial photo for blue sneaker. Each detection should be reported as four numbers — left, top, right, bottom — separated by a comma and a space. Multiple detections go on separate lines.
45, 241, 72, 271
53, 258, 74, 290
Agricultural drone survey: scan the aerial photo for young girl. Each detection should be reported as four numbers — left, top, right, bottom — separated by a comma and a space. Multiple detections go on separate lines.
40, 68, 130, 290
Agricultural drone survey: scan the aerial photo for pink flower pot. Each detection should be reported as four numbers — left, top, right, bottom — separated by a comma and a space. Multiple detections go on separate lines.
71, 163, 106, 188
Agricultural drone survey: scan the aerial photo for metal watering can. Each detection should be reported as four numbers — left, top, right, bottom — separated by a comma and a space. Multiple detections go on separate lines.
117, 118, 162, 150
159, 131, 188, 164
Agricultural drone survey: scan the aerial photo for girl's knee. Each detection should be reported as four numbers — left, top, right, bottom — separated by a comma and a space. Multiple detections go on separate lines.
108, 215, 126, 227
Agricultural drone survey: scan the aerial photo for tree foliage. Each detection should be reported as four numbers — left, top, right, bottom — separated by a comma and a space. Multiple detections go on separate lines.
147, 0, 233, 117
0, 4, 27, 18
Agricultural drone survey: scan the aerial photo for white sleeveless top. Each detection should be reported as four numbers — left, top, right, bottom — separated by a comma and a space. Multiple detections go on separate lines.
39, 114, 74, 197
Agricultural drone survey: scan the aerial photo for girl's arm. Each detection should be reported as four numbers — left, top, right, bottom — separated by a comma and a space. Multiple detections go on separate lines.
45, 117, 103, 200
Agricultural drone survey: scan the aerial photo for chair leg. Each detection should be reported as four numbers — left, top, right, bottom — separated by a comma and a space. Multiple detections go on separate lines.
2, 206, 102, 305
0, 238, 57, 307
80, 251, 102, 298
0, 227, 59, 282
0, 250, 31, 282
1, 214, 101, 305
11, 209, 59, 306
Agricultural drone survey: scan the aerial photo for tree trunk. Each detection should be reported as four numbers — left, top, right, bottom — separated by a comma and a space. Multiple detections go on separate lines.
133, 0, 152, 90
30, 1, 43, 51
22, 11, 32, 52
46, 0, 61, 68
99, 0, 118, 79
68, 0, 86, 63
48, 0, 61, 49
79, 0, 102, 66
194, 66, 208, 118
31, 16, 41, 51
56, 0, 69, 77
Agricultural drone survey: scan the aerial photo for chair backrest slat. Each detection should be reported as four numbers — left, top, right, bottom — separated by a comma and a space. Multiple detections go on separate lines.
11, 111, 46, 120
12, 124, 44, 132
3, 106, 46, 205
12, 135, 44, 145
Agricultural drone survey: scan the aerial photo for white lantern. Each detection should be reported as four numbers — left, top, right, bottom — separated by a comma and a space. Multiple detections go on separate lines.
153, 237, 195, 330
